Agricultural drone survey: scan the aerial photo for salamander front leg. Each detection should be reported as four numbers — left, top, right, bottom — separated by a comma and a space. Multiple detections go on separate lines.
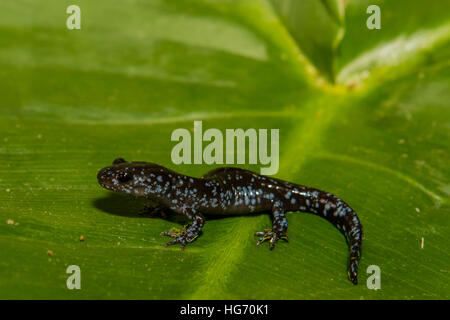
161, 208, 205, 250
254, 204, 289, 249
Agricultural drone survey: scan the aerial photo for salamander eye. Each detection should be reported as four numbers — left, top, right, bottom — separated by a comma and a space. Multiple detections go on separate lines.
117, 172, 132, 183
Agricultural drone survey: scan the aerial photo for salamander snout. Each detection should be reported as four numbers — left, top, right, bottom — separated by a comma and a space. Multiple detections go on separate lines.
97, 167, 115, 190
97, 163, 146, 196
97, 158, 130, 190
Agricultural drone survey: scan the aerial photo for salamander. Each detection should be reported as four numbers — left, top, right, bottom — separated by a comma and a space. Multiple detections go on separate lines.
97, 158, 363, 284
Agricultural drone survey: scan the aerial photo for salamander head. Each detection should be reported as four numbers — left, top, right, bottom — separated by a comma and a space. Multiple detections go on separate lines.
97, 158, 169, 197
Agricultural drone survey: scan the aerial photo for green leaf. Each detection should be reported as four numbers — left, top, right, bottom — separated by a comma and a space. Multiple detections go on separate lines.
270, 0, 345, 81
0, 0, 449, 299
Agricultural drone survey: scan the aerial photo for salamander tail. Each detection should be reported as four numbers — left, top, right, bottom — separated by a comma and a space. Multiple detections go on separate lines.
347, 227, 363, 285
348, 250, 359, 285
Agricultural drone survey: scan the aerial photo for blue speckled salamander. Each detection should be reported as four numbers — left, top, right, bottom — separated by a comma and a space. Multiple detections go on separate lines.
97, 158, 363, 284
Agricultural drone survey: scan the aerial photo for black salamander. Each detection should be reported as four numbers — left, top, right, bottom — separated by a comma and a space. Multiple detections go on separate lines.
97, 158, 363, 284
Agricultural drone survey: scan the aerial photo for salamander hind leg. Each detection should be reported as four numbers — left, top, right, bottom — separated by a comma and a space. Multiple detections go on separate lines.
161, 208, 205, 250
254, 202, 289, 249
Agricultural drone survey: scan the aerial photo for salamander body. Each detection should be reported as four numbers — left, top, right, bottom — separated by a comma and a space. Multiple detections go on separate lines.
97, 158, 363, 284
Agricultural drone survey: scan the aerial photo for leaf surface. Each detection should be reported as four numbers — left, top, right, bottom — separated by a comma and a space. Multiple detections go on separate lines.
0, 0, 449, 299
